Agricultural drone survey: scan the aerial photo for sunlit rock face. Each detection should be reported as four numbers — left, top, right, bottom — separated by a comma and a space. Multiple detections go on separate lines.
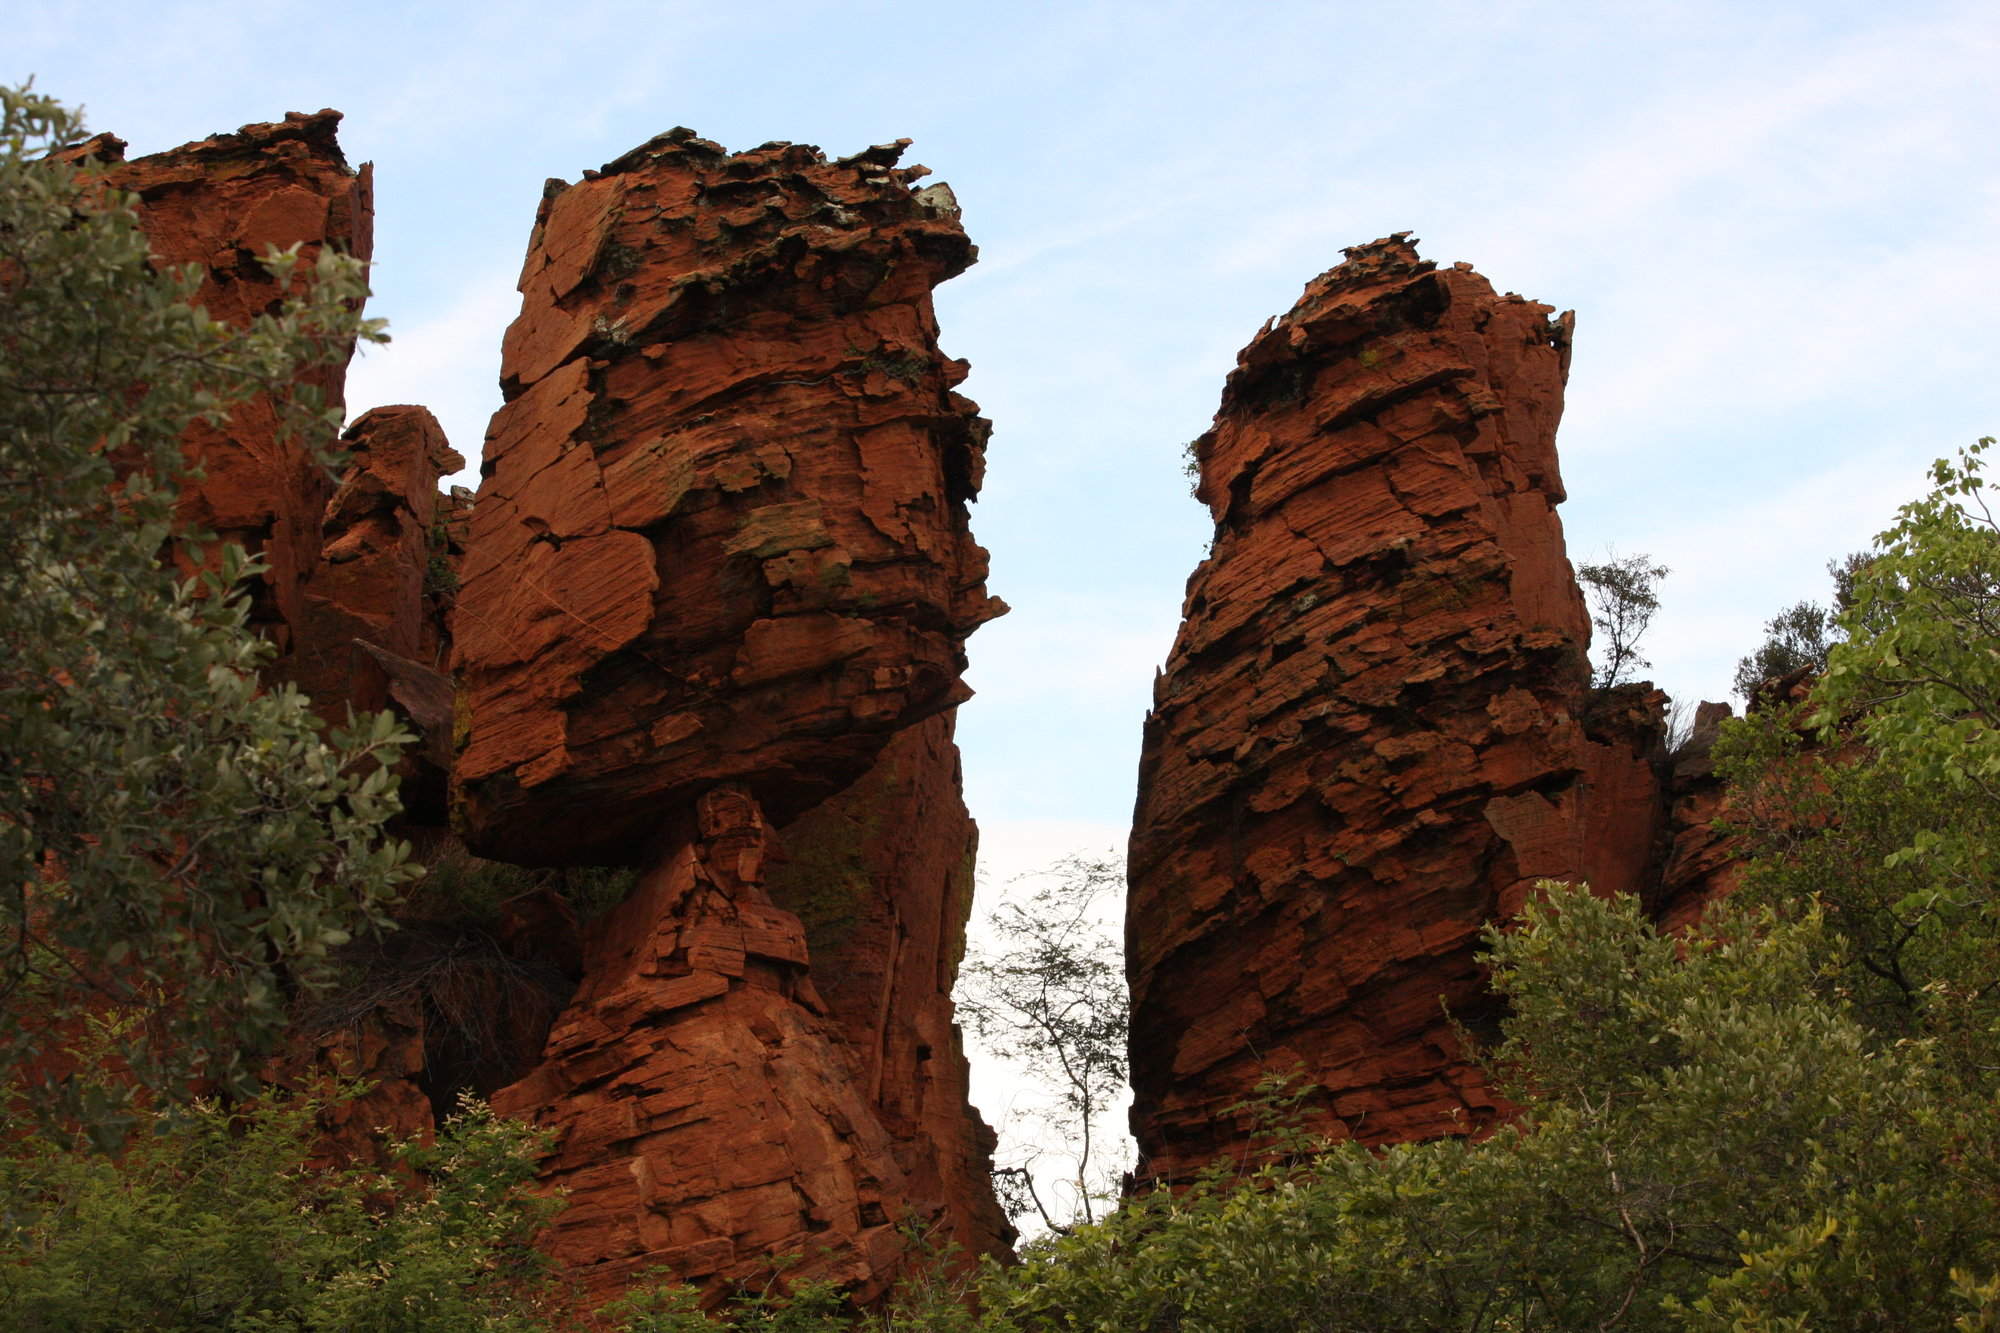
451, 129, 1004, 868
1125, 234, 1673, 1182
92, 108, 1011, 1305
453, 129, 1010, 1302
72, 111, 376, 658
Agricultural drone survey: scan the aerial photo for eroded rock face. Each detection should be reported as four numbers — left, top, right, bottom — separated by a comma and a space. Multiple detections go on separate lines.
295, 405, 462, 682
81, 112, 376, 655
764, 713, 1012, 1261
1126, 235, 1664, 1180
289, 406, 464, 817
453, 130, 1003, 867
455, 131, 1008, 1298
97, 109, 1007, 1302
1653, 699, 1748, 935
494, 789, 929, 1303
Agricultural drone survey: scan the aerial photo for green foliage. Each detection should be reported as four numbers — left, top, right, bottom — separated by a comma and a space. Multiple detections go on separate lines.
981, 887, 1997, 1330
1578, 552, 1670, 689
1715, 699, 1988, 1034
1816, 438, 2000, 803
600, 1225, 989, 1332
1721, 440, 2000, 1044
0, 1086, 560, 1330
1730, 552, 1871, 700
600, 1271, 850, 1332
400, 848, 636, 928
956, 854, 1128, 1233
1732, 597, 1834, 698
426, 515, 460, 597
0, 84, 415, 1140
977, 443, 2000, 1330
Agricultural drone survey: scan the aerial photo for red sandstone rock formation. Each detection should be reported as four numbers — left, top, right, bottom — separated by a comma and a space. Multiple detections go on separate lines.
1653, 699, 1750, 934
79, 112, 375, 656
453, 130, 1008, 1300
453, 130, 1003, 865
1126, 235, 1666, 1182
492, 788, 932, 1301
289, 405, 464, 818
295, 406, 462, 685
762, 715, 1003, 1265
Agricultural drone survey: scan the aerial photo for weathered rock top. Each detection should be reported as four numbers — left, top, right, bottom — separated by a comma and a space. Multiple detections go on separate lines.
1127, 233, 1624, 1180
452, 128, 1002, 865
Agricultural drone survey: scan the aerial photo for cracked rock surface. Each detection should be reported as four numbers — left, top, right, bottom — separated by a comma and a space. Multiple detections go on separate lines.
70, 111, 375, 662
452, 129, 1004, 865
1126, 235, 1670, 1181
455, 129, 1010, 1301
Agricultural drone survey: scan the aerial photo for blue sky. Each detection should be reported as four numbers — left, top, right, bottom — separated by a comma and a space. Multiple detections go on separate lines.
22, 0, 2000, 1189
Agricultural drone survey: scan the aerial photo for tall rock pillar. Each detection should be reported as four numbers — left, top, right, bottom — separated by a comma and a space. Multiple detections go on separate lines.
1127, 235, 1660, 1182
453, 129, 1008, 1301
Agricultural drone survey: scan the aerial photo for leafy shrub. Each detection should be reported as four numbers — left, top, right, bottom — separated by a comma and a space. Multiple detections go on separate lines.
980, 886, 2000, 1331
0, 1086, 560, 1331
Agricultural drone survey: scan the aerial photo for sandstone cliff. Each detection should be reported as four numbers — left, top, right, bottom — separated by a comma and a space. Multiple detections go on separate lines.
452, 131, 1002, 864
452, 129, 1010, 1300
87, 105, 1762, 1305
75, 111, 375, 657
97, 109, 1009, 1306
1126, 235, 1672, 1181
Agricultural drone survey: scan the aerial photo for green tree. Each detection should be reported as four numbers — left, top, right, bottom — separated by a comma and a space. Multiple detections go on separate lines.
0, 1082, 561, 1330
0, 84, 414, 1140
1718, 439, 2000, 1127
976, 443, 2000, 1330
1730, 552, 1872, 700
1731, 597, 1834, 699
1578, 552, 1670, 689
981, 887, 2000, 1331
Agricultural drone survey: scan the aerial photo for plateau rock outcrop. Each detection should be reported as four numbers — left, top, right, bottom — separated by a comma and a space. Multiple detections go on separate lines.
453, 131, 1009, 1300
75, 111, 375, 657
95, 108, 1009, 1306
289, 405, 464, 819
57, 112, 467, 1161
1126, 235, 1672, 1181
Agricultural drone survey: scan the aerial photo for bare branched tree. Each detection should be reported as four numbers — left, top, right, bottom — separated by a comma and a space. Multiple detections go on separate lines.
956, 853, 1128, 1234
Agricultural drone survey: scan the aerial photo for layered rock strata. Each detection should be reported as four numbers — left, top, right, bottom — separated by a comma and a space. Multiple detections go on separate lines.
294, 405, 462, 688
289, 405, 464, 818
763, 715, 1006, 1260
492, 788, 933, 1301
97, 109, 1009, 1300
1126, 235, 1665, 1181
454, 131, 1008, 1299
77, 112, 376, 655
453, 130, 1003, 864
76, 114, 452, 1150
